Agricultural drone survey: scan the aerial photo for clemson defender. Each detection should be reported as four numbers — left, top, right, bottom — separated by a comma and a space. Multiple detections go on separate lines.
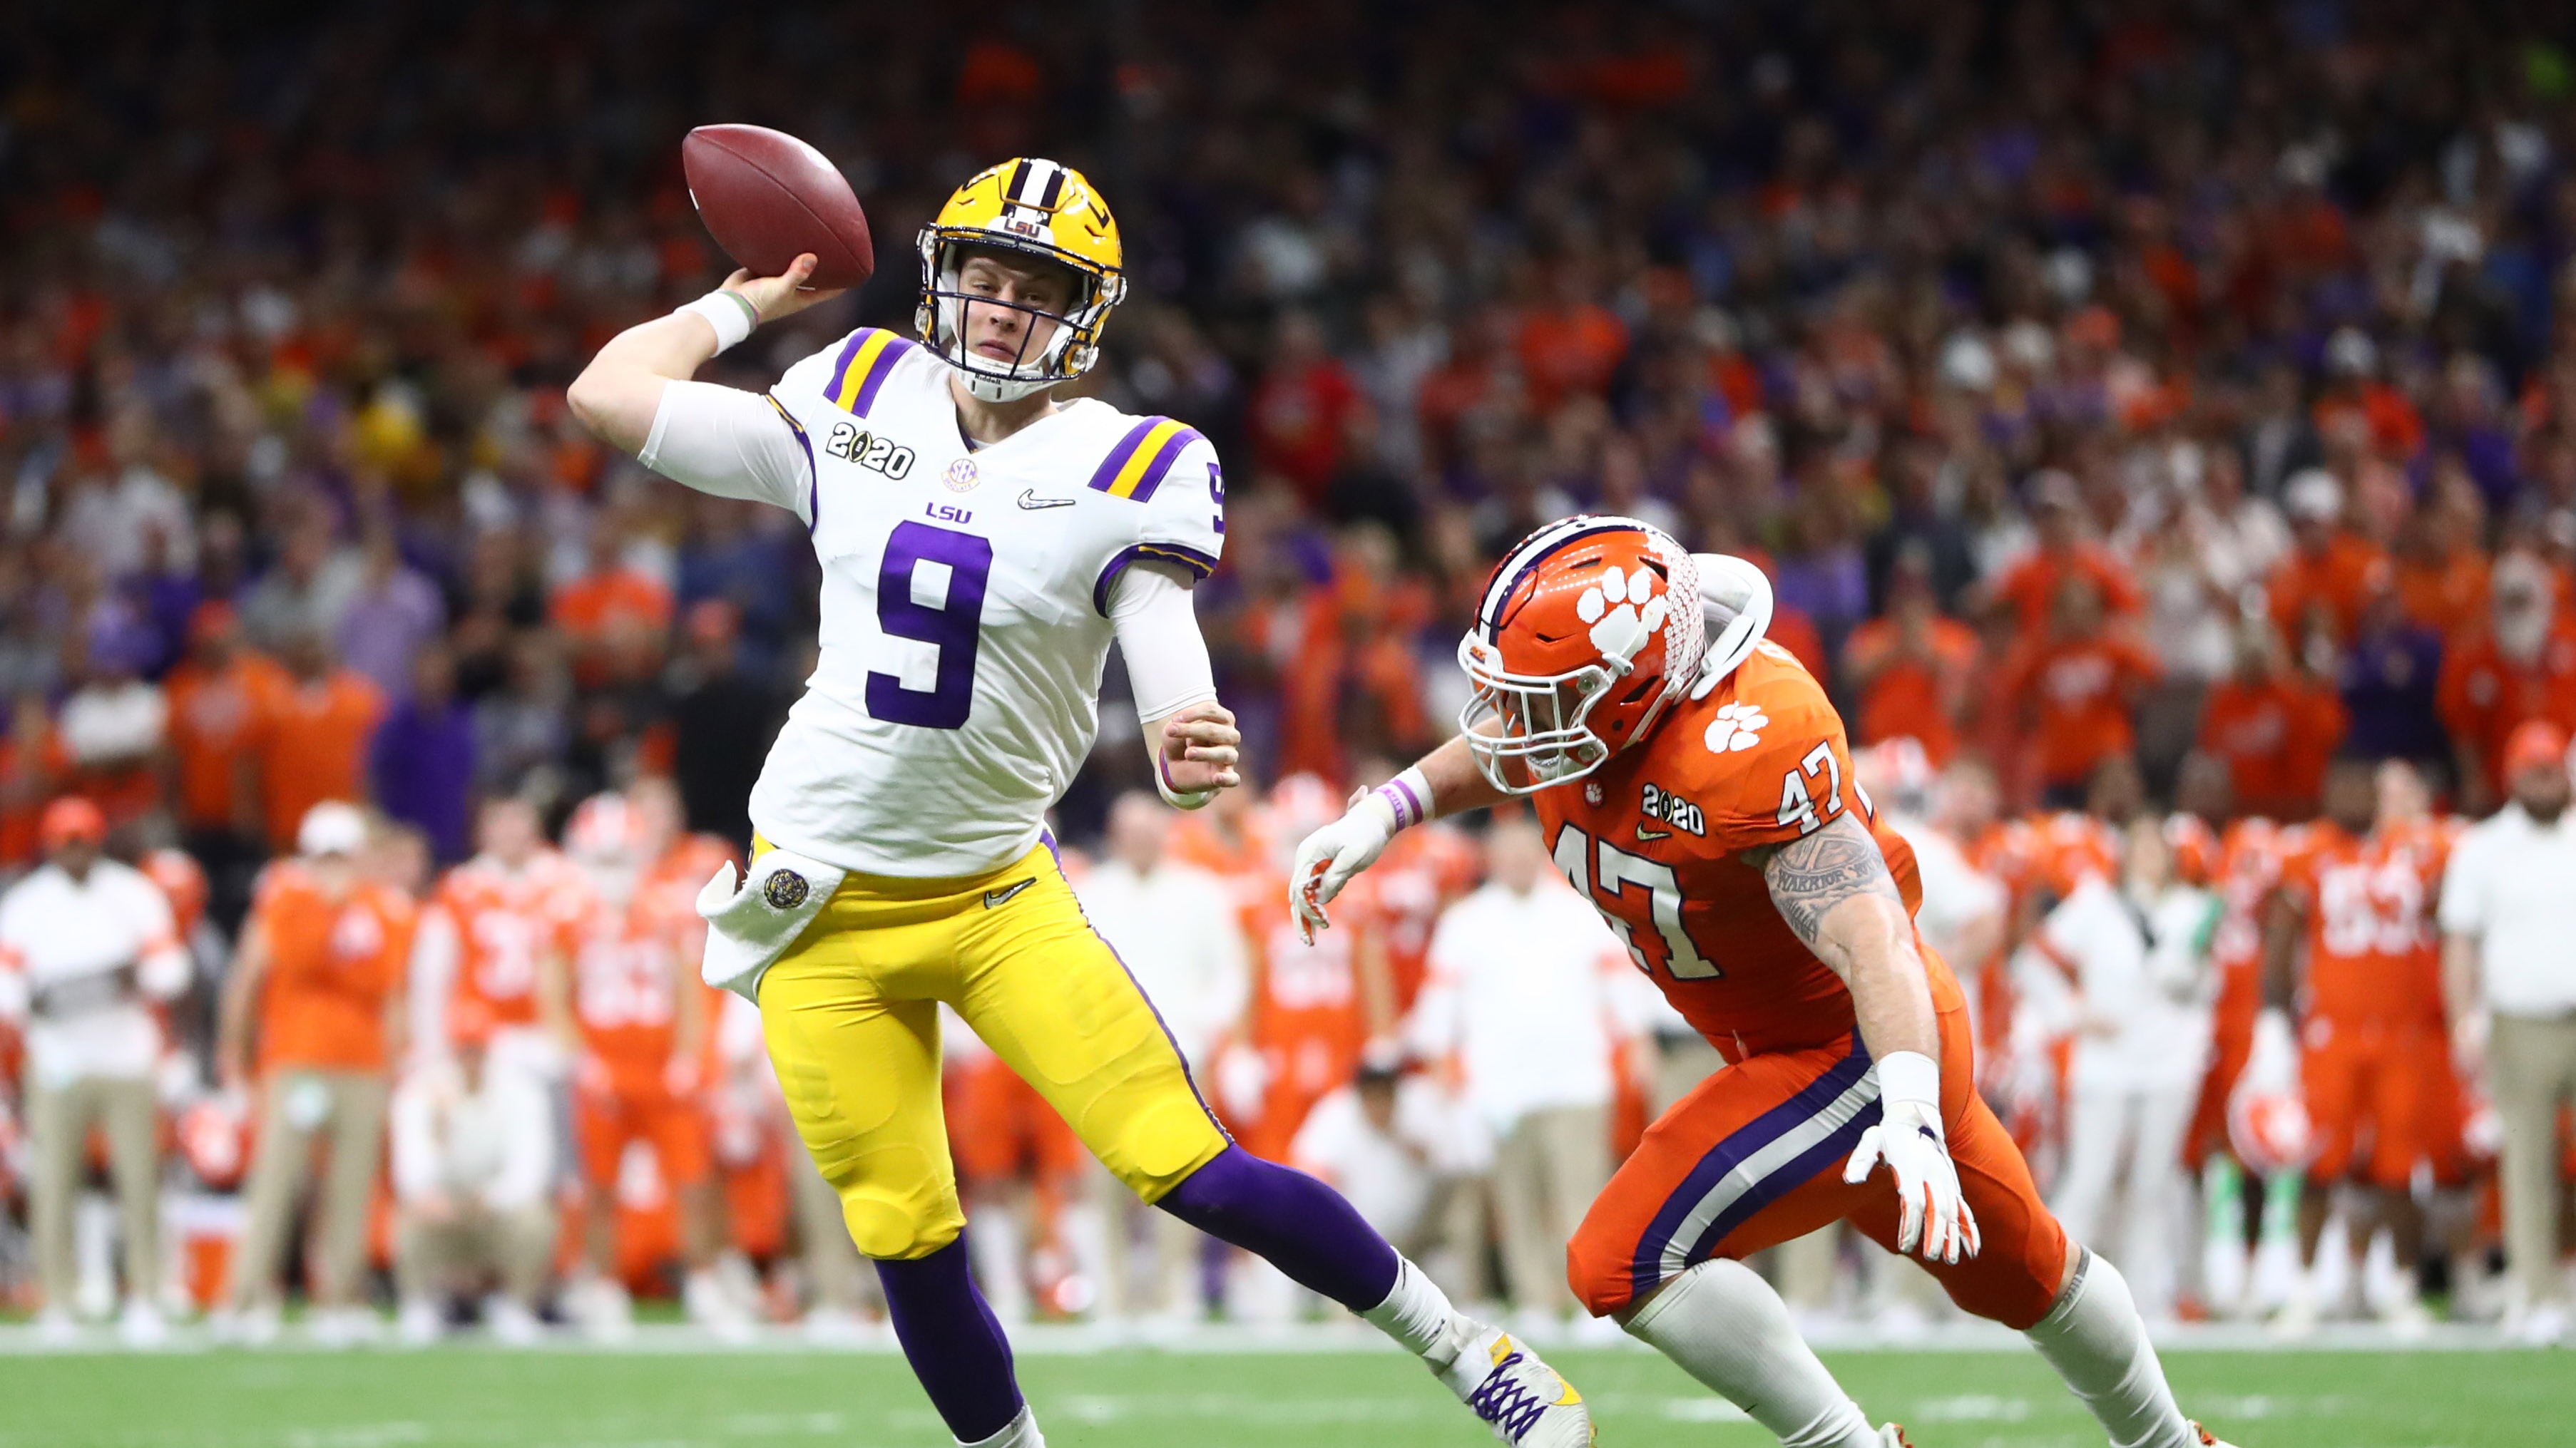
1296, 518, 2236, 1448
569, 157, 1589, 1447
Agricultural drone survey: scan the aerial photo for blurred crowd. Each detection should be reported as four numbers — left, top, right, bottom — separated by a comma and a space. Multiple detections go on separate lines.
6, 0, 2576, 1342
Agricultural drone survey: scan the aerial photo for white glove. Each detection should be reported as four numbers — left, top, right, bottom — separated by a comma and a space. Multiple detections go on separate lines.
1842, 1051, 1979, 1264
1289, 796, 1399, 945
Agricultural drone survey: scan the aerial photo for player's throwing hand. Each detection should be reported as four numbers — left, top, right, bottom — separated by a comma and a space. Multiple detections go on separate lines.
720, 252, 847, 324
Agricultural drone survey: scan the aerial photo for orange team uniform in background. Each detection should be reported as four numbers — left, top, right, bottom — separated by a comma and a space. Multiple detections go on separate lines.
1357, 822, 1480, 1020
163, 649, 290, 832
256, 674, 386, 853
1843, 614, 1980, 764
2197, 674, 2346, 821
1989, 545, 2143, 636
635, 831, 738, 1073
2436, 622, 2576, 795
247, 861, 416, 1075
2005, 632, 2160, 792
2184, 818, 2285, 1169
1239, 888, 1369, 1163
2274, 822, 2451, 1189
2267, 537, 2392, 646
1549, 642, 2068, 1325
436, 851, 593, 1033
571, 895, 709, 1193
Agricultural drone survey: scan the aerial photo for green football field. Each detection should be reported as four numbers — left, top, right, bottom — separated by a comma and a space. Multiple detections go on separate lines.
0, 1343, 2565, 1448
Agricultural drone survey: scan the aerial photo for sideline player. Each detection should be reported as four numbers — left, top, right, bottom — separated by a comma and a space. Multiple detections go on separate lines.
568, 158, 1588, 1447
1294, 518, 2238, 1448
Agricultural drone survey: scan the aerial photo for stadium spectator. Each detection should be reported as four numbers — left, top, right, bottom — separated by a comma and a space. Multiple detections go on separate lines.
337, 527, 447, 700
1407, 813, 1642, 1330
389, 997, 556, 1345
2438, 553, 2576, 811
1842, 551, 1978, 764
0, 799, 189, 1345
370, 643, 478, 865
662, 600, 782, 851
2267, 471, 2391, 654
216, 803, 416, 1343
255, 634, 387, 854
2338, 582, 2450, 768
1980, 471, 2140, 638
161, 602, 289, 923
2197, 622, 2346, 821
2003, 574, 2160, 808
2440, 722, 2576, 1346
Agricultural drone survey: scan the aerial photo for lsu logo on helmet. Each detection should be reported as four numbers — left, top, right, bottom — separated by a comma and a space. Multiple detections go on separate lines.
916, 158, 1128, 403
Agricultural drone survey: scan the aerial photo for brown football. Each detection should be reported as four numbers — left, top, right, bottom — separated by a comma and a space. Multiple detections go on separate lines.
681, 124, 875, 291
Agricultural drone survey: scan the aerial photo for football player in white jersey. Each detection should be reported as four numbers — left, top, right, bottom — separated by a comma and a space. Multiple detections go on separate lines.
568, 157, 1590, 1448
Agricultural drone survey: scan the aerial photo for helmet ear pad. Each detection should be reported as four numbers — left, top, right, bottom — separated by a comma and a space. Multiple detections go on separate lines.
1686, 553, 1776, 702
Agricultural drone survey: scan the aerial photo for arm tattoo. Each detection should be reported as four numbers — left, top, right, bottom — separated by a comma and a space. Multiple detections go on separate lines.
1749, 813, 1905, 948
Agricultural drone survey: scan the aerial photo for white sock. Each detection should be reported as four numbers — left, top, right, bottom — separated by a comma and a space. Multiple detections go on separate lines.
1620, 1259, 1876, 1448
956, 1403, 1044, 1448
1360, 1257, 1467, 1363
2023, 1248, 2195, 1448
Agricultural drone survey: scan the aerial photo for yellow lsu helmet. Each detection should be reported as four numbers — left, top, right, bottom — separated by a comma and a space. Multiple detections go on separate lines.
916, 157, 1128, 403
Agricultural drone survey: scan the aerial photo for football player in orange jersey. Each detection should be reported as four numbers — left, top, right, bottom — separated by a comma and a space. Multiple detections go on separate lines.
2263, 756, 2450, 1331
549, 793, 737, 1337
419, 796, 591, 1078
1239, 775, 1385, 1169
1296, 518, 2236, 1448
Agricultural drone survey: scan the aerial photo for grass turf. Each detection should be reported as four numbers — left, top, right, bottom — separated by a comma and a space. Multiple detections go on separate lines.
0, 1345, 2563, 1447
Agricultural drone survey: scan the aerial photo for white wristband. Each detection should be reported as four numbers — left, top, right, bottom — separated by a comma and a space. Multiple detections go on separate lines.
1370, 765, 1433, 832
1874, 1050, 1941, 1115
676, 289, 760, 354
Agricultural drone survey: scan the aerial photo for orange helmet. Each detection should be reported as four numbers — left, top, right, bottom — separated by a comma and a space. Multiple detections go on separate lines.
1458, 517, 1706, 794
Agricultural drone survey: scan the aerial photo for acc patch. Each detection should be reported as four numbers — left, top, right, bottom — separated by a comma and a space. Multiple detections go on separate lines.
762, 870, 812, 910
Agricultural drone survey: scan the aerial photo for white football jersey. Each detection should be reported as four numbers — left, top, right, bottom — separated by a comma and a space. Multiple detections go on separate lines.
759, 327, 1225, 878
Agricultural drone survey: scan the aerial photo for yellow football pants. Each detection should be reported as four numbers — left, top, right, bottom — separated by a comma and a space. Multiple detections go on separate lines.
755, 838, 1229, 1261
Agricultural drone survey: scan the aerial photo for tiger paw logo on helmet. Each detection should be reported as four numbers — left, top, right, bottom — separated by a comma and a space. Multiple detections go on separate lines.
1573, 564, 1670, 668
1703, 702, 1769, 754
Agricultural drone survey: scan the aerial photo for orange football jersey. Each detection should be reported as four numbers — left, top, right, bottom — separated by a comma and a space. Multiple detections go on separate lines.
570, 895, 692, 1087
1353, 822, 1479, 1018
436, 851, 593, 1029
1531, 641, 1961, 1061
248, 862, 416, 1074
2275, 822, 2445, 1025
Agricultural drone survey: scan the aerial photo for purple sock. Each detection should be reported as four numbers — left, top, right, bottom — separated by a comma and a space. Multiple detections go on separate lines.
1155, 1145, 1401, 1310
874, 1233, 1022, 1442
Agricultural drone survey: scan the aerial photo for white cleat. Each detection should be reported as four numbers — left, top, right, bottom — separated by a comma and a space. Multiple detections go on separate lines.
2192, 1420, 2242, 1448
486, 1297, 544, 1346
116, 1300, 169, 1350
1435, 1325, 1595, 1447
1877, 1426, 1915, 1448
396, 1298, 444, 1347
32, 1309, 81, 1348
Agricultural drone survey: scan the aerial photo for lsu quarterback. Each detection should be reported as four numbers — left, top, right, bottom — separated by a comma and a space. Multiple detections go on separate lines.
1292, 518, 2241, 1448
567, 158, 1590, 1448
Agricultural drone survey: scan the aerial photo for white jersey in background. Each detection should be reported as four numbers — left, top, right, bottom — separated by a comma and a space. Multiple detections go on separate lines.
1075, 857, 1249, 1068
0, 861, 188, 1087
640, 327, 1225, 878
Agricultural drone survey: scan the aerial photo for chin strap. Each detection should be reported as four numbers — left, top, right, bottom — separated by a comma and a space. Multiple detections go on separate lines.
1686, 553, 1776, 701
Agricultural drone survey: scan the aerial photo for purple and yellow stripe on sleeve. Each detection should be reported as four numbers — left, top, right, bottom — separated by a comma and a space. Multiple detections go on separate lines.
1092, 542, 1222, 615
1085, 417, 1203, 503
825, 329, 914, 417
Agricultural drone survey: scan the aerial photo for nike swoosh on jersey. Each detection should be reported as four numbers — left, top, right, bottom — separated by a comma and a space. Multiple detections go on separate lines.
1635, 825, 1671, 842
1016, 490, 1076, 510
983, 877, 1038, 908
